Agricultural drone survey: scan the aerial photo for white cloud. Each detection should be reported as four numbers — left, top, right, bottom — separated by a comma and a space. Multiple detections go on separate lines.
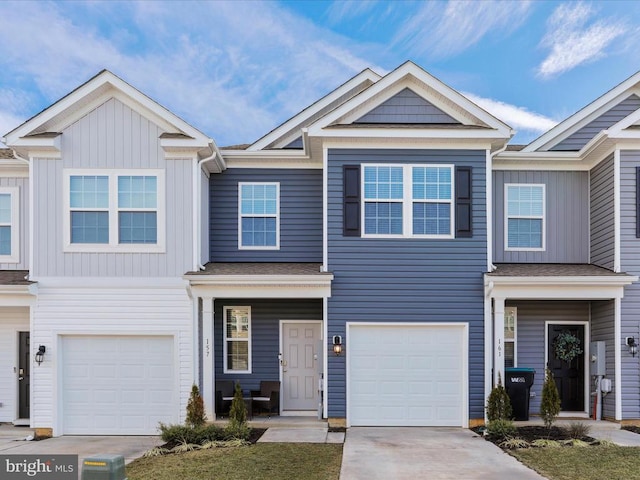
538, 2, 627, 78
326, 0, 379, 25
393, 0, 532, 57
463, 92, 557, 136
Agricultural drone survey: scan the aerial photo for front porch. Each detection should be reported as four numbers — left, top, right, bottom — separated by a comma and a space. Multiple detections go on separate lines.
485, 264, 637, 422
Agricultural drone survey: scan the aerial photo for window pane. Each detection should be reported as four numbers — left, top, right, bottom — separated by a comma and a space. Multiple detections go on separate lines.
71, 211, 109, 243
226, 308, 250, 339
413, 167, 452, 201
118, 212, 157, 244
0, 194, 11, 224
364, 166, 403, 200
241, 183, 277, 215
364, 202, 402, 234
413, 203, 451, 235
507, 185, 543, 217
226, 341, 249, 371
0, 226, 10, 255
241, 217, 276, 247
508, 218, 542, 248
118, 176, 157, 208
70, 176, 109, 208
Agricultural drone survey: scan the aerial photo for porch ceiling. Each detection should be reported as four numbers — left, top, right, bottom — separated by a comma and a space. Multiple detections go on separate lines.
184, 262, 333, 299
485, 264, 638, 300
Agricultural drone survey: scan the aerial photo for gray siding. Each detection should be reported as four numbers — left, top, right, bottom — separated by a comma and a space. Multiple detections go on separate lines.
0, 177, 29, 270
493, 170, 589, 263
619, 150, 640, 419
210, 168, 322, 262
551, 95, 640, 151
590, 155, 615, 269
512, 301, 589, 414
327, 149, 487, 419
591, 300, 616, 419
355, 88, 459, 124
214, 298, 322, 390
32, 97, 194, 277
284, 137, 303, 149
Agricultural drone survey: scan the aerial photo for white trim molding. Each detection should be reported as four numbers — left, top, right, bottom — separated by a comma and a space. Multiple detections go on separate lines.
0, 186, 21, 263
222, 306, 252, 375
504, 183, 546, 252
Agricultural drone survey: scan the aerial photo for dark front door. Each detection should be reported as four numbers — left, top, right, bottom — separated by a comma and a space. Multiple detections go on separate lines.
547, 324, 584, 411
18, 331, 30, 419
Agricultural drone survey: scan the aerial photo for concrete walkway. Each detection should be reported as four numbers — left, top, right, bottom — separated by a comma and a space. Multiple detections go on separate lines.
340, 427, 547, 480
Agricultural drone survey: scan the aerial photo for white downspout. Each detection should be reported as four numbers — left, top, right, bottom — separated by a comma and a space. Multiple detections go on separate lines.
194, 145, 218, 271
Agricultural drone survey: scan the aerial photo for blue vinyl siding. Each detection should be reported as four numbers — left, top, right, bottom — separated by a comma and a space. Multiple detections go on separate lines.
214, 299, 322, 391
550, 95, 640, 151
210, 169, 322, 262
590, 155, 615, 269
327, 148, 487, 419
591, 300, 616, 419
494, 171, 589, 263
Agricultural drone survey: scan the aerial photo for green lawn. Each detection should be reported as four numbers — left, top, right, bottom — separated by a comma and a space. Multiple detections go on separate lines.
126, 443, 343, 480
511, 446, 640, 480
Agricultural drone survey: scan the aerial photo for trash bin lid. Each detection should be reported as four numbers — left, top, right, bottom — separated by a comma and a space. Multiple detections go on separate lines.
505, 367, 535, 373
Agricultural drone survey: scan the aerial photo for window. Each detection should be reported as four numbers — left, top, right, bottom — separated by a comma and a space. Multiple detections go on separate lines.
505, 307, 517, 368
0, 187, 19, 263
64, 170, 164, 252
505, 184, 545, 250
362, 164, 454, 238
223, 306, 251, 373
239, 182, 279, 249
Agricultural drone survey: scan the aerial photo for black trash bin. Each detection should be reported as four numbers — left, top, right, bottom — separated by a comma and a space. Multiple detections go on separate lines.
504, 367, 535, 421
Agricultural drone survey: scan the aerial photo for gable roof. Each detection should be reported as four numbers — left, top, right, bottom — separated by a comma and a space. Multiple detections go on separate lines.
3, 70, 218, 162
523, 70, 640, 152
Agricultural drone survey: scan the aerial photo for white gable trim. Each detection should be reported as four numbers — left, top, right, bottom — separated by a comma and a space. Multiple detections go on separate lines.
248, 68, 381, 151
3, 70, 213, 149
307, 61, 512, 138
524, 74, 640, 152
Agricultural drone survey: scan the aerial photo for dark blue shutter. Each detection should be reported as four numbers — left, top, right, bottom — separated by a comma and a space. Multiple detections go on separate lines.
455, 166, 472, 238
343, 165, 360, 236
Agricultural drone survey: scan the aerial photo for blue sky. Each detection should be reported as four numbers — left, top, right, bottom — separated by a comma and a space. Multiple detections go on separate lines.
1, 0, 639, 147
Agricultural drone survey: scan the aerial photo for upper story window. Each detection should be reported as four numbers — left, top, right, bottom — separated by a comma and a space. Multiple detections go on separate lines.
238, 182, 279, 249
362, 164, 454, 238
0, 187, 19, 263
223, 306, 251, 374
64, 170, 165, 253
505, 184, 545, 251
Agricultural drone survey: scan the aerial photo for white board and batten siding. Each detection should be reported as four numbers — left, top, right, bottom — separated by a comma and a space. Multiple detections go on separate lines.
31, 280, 192, 435
0, 308, 29, 422
347, 323, 468, 427
31, 97, 194, 278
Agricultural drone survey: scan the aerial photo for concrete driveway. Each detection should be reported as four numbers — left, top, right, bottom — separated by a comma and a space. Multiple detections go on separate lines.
340, 427, 547, 480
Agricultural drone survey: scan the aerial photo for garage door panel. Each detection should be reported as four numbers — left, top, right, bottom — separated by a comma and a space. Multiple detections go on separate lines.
349, 324, 466, 427
62, 336, 177, 435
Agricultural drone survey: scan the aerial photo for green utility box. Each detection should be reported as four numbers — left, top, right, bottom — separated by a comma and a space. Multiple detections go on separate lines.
81, 454, 127, 480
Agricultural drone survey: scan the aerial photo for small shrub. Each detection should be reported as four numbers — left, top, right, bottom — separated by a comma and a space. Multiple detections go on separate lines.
540, 368, 561, 429
561, 438, 590, 447
142, 447, 170, 457
171, 441, 201, 453
565, 421, 591, 439
592, 439, 615, 447
158, 423, 225, 444
186, 384, 206, 428
486, 419, 517, 440
486, 373, 513, 422
227, 381, 248, 438
531, 439, 562, 448
499, 437, 529, 449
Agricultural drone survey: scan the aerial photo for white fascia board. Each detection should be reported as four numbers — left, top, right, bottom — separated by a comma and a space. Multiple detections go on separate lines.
313, 127, 507, 139
608, 107, 640, 136
248, 69, 381, 152
185, 273, 334, 285
187, 276, 333, 299
322, 138, 495, 150
524, 74, 640, 152
4, 70, 213, 147
307, 61, 512, 137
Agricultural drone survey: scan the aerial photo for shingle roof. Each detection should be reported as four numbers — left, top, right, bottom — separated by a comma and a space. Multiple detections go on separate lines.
220, 144, 251, 150
186, 262, 330, 276
0, 270, 33, 285
487, 263, 630, 277
505, 144, 526, 151
0, 148, 15, 159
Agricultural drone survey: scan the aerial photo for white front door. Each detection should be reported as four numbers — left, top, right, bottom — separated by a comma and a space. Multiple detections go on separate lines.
282, 321, 321, 412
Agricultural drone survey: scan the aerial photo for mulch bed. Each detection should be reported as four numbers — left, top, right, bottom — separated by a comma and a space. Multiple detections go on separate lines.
622, 426, 640, 435
161, 428, 267, 450
473, 426, 595, 447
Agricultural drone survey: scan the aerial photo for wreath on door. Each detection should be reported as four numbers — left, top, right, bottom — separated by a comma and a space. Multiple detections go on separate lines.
554, 331, 583, 362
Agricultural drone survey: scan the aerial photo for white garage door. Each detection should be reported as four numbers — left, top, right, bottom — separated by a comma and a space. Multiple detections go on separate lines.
348, 324, 467, 427
62, 336, 177, 435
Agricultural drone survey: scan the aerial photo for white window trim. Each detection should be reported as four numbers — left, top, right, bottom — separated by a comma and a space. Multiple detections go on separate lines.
0, 187, 20, 264
63, 169, 166, 253
238, 182, 280, 250
504, 183, 546, 252
223, 306, 252, 374
505, 306, 517, 368
361, 163, 455, 239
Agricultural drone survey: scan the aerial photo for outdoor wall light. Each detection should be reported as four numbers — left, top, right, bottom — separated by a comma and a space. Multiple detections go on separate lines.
35, 345, 46, 365
627, 337, 637, 357
332, 335, 343, 356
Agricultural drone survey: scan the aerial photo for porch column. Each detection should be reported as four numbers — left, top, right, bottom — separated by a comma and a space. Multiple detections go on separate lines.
494, 297, 506, 386
202, 296, 215, 420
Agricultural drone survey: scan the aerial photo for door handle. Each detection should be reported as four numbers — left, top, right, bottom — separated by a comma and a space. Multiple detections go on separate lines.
18, 376, 24, 381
